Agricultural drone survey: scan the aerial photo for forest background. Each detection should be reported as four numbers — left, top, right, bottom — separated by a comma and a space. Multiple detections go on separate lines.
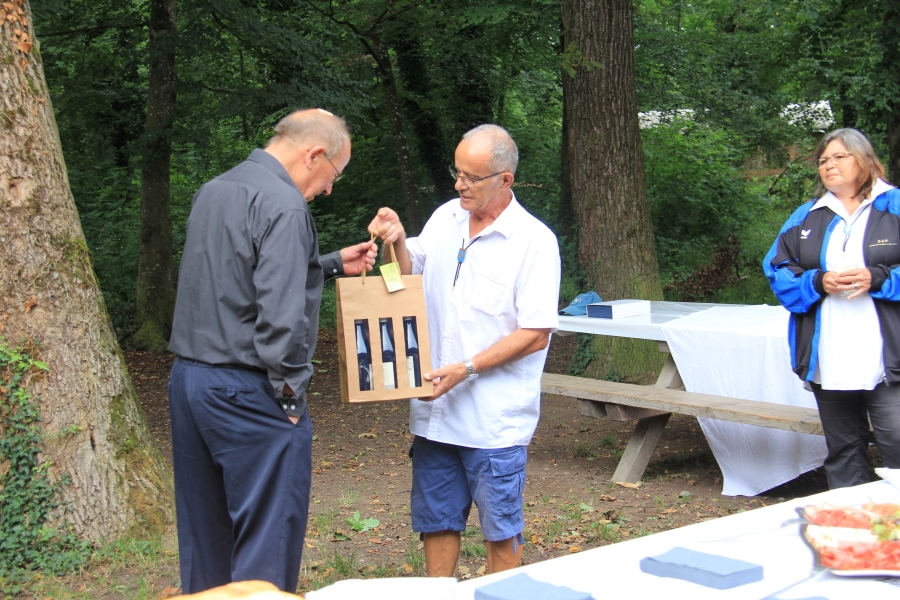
1, 0, 899, 596
32, 0, 899, 355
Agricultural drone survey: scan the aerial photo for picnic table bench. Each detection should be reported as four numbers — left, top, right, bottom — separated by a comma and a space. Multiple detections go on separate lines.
541, 346, 823, 484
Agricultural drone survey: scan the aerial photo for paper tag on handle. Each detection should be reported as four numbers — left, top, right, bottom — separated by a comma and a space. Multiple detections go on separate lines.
379, 262, 405, 292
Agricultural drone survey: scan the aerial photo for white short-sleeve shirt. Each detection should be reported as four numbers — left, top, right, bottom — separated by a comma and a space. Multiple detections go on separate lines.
404, 193, 561, 448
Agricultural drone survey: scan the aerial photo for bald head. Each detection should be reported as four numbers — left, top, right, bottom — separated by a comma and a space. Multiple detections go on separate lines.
460, 124, 519, 175
268, 108, 350, 158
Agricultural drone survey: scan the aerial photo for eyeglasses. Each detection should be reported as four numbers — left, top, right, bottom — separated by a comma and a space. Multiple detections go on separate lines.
325, 155, 343, 183
449, 166, 503, 187
816, 152, 855, 168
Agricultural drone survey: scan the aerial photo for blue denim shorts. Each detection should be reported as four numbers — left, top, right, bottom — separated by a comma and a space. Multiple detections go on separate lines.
410, 436, 527, 542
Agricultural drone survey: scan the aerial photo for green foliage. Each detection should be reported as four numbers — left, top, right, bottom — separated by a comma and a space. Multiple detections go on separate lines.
643, 119, 764, 280
345, 511, 380, 533
560, 42, 602, 78
32, 0, 899, 340
568, 333, 598, 376
0, 340, 91, 595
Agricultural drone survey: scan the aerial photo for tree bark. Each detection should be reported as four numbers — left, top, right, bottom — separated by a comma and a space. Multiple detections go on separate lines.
0, 0, 172, 541
133, 0, 177, 353
562, 0, 664, 383
368, 30, 423, 234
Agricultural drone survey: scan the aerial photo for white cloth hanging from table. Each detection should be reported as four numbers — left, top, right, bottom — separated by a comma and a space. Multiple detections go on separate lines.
661, 305, 827, 496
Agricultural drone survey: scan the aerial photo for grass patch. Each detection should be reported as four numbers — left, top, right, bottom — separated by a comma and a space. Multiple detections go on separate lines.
338, 488, 359, 509
568, 440, 596, 460
15, 533, 179, 599
460, 527, 486, 559
404, 535, 426, 576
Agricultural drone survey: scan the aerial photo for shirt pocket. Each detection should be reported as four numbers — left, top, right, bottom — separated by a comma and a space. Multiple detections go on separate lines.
471, 271, 510, 316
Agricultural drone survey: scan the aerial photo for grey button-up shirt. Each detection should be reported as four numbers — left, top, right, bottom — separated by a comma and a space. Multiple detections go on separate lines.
169, 149, 342, 417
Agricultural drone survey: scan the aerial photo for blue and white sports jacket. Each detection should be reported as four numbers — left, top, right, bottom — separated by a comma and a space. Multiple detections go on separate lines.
763, 188, 900, 383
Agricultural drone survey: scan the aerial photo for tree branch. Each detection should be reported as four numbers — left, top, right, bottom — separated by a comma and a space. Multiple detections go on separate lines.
39, 21, 144, 39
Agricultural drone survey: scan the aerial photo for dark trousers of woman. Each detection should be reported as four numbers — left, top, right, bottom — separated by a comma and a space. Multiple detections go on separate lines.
810, 382, 900, 489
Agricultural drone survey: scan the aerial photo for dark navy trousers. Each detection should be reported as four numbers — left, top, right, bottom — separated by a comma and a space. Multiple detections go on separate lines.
168, 358, 312, 594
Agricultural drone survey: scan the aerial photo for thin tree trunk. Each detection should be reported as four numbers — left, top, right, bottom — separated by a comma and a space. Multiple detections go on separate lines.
0, 0, 172, 540
557, 35, 576, 251
133, 0, 176, 352
880, 0, 900, 184
369, 30, 423, 234
390, 20, 456, 206
838, 81, 857, 129
563, 0, 664, 383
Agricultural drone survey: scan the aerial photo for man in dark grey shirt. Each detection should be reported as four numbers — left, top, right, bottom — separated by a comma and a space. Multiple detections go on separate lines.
167, 109, 374, 594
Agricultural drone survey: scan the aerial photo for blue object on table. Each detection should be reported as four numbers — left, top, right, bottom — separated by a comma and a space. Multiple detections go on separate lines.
559, 291, 602, 316
639, 547, 763, 590
473, 573, 593, 600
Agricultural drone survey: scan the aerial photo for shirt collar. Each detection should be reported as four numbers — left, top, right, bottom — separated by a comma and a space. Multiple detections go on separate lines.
451, 191, 522, 240
810, 178, 894, 219
246, 148, 306, 199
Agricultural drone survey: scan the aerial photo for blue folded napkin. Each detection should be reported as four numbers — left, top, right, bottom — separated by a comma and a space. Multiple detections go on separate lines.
474, 573, 592, 600
639, 547, 763, 590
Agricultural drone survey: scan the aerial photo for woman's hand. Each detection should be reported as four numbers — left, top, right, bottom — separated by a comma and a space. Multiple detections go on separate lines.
824, 268, 872, 298
822, 271, 844, 295
835, 267, 872, 300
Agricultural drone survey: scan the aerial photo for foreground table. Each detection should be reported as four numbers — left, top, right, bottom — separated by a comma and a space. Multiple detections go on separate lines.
459, 481, 900, 600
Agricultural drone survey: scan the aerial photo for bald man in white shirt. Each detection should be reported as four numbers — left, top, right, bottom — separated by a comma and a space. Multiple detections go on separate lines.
368, 124, 561, 575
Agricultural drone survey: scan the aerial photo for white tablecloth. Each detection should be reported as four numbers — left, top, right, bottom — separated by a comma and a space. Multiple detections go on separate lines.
661, 305, 827, 496
455, 481, 900, 600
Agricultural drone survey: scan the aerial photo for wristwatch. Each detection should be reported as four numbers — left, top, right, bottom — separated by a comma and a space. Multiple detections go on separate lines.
464, 359, 478, 381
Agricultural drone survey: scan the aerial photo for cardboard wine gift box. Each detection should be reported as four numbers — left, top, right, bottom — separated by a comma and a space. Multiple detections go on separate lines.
335, 273, 433, 403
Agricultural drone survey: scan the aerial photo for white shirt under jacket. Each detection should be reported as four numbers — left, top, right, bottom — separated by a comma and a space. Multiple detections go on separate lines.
405, 193, 561, 448
813, 178, 895, 390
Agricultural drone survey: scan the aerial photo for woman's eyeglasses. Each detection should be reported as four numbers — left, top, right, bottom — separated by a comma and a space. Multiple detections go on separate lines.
816, 153, 854, 168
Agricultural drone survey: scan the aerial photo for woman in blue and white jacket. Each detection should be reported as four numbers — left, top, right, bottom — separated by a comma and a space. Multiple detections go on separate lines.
764, 128, 900, 489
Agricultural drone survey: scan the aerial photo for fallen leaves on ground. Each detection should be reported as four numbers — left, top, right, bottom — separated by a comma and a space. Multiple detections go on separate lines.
615, 481, 641, 489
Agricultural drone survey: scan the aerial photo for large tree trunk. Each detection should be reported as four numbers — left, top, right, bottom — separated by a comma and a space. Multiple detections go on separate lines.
880, 0, 900, 185
0, 0, 172, 540
368, 30, 423, 234
133, 0, 177, 353
562, 0, 664, 383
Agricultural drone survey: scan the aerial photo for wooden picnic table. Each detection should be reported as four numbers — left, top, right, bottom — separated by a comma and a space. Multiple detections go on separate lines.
548, 302, 822, 484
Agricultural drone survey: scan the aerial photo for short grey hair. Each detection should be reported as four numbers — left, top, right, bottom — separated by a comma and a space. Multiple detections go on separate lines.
813, 128, 887, 200
462, 124, 519, 175
268, 108, 350, 158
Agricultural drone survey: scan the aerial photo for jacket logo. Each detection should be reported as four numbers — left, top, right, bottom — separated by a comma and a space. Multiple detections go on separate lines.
801, 229, 811, 240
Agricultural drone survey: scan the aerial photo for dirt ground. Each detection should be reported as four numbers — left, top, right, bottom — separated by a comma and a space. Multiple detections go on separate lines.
127, 331, 834, 593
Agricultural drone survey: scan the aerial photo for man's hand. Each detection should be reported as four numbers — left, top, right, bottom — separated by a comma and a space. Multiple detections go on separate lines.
420, 329, 551, 401
340, 241, 377, 276
423, 362, 468, 400
367, 207, 405, 245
